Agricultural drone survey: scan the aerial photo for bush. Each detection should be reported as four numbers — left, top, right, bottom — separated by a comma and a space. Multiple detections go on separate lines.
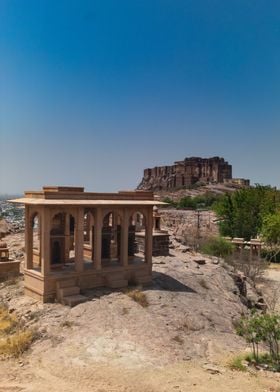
0, 305, 34, 357
201, 237, 234, 258
0, 330, 34, 357
228, 355, 247, 372
126, 289, 149, 307
163, 193, 222, 210
226, 251, 269, 285
162, 197, 176, 207
236, 313, 280, 368
261, 248, 280, 263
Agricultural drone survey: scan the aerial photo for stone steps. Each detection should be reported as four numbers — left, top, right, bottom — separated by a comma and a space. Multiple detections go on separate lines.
57, 279, 87, 307
107, 279, 128, 289
62, 294, 87, 307
58, 278, 77, 288
135, 275, 152, 285
59, 286, 80, 297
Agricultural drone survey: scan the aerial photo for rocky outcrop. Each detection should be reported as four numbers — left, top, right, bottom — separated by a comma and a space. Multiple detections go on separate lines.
137, 156, 232, 191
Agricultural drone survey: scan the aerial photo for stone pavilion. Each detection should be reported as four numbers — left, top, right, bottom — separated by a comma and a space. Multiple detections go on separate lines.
11, 186, 165, 305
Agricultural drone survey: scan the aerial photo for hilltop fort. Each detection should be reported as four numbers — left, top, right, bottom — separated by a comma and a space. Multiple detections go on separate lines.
137, 156, 249, 191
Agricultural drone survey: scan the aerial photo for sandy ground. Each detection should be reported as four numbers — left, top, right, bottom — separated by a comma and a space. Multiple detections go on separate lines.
1, 355, 280, 392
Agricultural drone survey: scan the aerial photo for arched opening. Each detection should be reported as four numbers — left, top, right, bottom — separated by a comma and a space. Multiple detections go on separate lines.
83, 210, 94, 265
50, 213, 66, 267
68, 214, 76, 262
129, 211, 146, 264
101, 211, 121, 267
31, 213, 40, 270
52, 240, 61, 264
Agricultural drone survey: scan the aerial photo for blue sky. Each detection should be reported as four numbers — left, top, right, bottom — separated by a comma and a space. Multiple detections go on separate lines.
1, 0, 280, 194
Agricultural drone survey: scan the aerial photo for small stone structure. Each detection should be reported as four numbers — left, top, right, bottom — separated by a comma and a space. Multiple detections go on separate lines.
0, 240, 20, 279
11, 186, 165, 304
0, 241, 9, 261
224, 178, 250, 187
137, 156, 232, 190
230, 237, 262, 259
135, 206, 170, 257
152, 206, 169, 256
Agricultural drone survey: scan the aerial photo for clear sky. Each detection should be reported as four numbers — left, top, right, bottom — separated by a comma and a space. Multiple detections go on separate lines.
1, 0, 280, 194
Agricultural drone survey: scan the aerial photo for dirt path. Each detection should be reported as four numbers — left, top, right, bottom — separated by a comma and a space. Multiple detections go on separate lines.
1, 356, 280, 392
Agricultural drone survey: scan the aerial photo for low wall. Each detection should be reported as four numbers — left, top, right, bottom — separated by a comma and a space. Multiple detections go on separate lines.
159, 209, 219, 245
0, 260, 20, 279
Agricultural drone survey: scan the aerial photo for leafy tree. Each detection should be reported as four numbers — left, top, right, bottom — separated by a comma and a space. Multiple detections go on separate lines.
214, 185, 280, 240
261, 214, 280, 245
261, 213, 280, 261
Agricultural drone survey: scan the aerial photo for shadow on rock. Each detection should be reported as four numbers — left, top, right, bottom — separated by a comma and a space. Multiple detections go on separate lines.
152, 271, 196, 293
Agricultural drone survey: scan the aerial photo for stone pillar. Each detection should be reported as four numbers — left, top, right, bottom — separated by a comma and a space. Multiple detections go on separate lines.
94, 208, 102, 270
25, 205, 33, 269
145, 208, 153, 268
257, 245, 261, 259
41, 208, 50, 276
37, 214, 42, 267
75, 208, 84, 272
121, 209, 128, 267
89, 212, 94, 252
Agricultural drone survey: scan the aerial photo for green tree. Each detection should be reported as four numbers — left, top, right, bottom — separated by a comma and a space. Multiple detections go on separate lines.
214, 185, 280, 240
261, 213, 280, 261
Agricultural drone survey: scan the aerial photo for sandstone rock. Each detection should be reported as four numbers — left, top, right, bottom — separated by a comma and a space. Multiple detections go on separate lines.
202, 364, 224, 374
178, 245, 190, 253
194, 259, 206, 265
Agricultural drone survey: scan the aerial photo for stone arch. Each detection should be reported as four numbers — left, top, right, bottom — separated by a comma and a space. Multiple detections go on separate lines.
31, 212, 41, 270
101, 211, 122, 265
128, 210, 147, 263
50, 212, 66, 267
83, 209, 95, 263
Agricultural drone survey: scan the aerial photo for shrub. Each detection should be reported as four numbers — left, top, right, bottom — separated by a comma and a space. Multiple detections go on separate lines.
261, 248, 280, 263
0, 305, 34, 357
201, 236, 234, 258
236, 313, 280, 367
0, 330, 34, 357
126, 289, 149, 307
228, 355, 247, 372
0, 307, 18, 335
226, 251, 269, 285
198, 278, 209, 289
172, 335, 184, 345
162, 197, 176, 207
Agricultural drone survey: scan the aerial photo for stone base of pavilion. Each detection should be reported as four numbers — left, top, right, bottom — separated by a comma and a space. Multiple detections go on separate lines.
0, 260, 20, 279
24, 261, 152, 303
